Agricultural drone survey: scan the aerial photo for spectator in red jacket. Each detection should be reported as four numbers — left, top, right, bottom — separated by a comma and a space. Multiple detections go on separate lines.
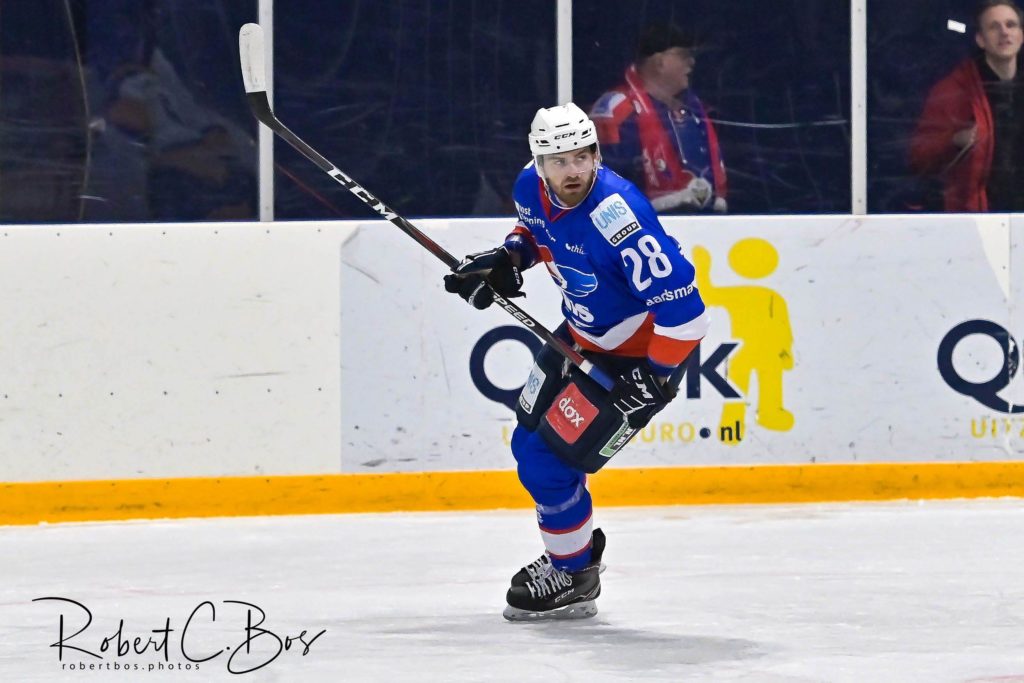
590, 24, 727, 214
909, 0, 1024, 211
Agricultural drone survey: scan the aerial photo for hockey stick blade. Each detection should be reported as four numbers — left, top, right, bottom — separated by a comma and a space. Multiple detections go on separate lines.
238, 23, 267, 94
235, 25, 614, 391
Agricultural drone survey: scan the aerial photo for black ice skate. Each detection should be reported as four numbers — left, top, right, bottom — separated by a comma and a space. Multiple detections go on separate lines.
510, 528, 607, 588
503, 529, 605, 621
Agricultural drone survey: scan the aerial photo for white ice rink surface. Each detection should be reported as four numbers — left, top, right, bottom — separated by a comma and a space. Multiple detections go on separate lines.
2, 500, 1024, 682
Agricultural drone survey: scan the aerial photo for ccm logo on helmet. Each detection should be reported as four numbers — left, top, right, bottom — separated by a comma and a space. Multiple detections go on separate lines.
553, 132, 577, 140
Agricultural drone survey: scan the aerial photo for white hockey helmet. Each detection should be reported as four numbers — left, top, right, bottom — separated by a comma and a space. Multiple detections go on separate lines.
528, 103, 599, 157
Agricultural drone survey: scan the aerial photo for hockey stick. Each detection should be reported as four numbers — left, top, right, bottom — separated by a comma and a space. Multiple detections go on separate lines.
237, 23, 615, 391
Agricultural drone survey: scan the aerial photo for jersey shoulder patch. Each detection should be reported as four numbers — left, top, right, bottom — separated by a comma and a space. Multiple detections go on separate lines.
589, 193, 641, 247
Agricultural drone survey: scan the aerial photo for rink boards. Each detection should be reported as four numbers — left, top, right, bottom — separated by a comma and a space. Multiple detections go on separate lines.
0, 214, 1022, 523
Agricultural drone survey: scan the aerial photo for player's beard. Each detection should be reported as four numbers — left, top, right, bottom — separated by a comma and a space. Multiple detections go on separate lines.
553, 170, 595, 208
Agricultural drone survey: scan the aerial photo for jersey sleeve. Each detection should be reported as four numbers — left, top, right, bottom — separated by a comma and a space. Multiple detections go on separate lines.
503, 224, 540, 269
589, 189, 708, 375
504, 170, 541, 269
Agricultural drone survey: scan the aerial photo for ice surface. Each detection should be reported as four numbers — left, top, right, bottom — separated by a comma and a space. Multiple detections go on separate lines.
2, 500, 1023, 682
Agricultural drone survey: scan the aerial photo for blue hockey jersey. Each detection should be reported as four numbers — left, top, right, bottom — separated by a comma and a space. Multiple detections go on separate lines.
505, 163, 708, 375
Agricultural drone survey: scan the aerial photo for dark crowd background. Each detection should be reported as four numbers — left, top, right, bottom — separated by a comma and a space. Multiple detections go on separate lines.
0, 0, 996, 222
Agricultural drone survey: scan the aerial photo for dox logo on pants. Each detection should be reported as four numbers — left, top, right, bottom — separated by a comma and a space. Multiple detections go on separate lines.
544, 384, 598, 444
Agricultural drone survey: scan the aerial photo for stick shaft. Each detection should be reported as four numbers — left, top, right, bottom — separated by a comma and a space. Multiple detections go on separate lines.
238, 53, 615, 389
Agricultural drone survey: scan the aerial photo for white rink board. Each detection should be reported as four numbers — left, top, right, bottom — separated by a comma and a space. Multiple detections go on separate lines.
0, 214, 1021, 482
0, 222, 348, 481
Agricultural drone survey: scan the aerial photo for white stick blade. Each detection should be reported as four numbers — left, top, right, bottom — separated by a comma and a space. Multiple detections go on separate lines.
239, 23, 267, 94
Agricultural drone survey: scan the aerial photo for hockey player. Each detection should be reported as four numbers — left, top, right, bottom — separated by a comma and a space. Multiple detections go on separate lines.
444, 103, 708, 620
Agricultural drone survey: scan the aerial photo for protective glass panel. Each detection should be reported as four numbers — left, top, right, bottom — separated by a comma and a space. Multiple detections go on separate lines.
868, 0, 1024, 213
273, 1, 557, 219
575, 1, 852, 215
0, 0, 258, 223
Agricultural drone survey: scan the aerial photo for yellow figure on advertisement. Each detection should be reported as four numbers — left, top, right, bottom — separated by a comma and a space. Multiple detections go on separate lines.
692, 238, 794, 441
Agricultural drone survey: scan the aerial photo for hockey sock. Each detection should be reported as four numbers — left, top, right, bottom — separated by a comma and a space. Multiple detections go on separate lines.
511, 425, 594, 572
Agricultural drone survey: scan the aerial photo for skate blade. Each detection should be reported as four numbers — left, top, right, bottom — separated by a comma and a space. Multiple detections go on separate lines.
502, 600, 598, 622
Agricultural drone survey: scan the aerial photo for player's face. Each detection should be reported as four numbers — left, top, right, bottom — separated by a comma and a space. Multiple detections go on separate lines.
660, 47, 695, 93
976, 5, 1023, 61
540, 149, 596, 207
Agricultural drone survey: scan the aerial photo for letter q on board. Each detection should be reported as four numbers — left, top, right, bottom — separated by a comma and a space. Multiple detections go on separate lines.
937, 320, 1023, 414
470, 326, 543, 410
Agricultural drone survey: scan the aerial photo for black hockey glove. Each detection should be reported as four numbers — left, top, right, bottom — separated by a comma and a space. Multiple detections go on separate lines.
443, 247, 524, 310
610, 364, 675, 428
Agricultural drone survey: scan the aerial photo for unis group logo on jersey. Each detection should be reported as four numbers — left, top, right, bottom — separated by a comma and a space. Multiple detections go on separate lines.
590, 193, 640, 246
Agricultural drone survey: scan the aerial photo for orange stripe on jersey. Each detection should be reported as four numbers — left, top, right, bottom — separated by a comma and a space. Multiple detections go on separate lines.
568, 315, 653, 358
569, 315, 701, 367
649, 336, 700, 368
508, 225, 532, 239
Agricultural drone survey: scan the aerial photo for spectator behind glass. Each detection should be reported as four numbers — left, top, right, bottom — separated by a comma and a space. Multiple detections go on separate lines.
85, 1, 256, 221
589, 23, 727, 214
109, 48, 256, 220
909, 0, 1024, 212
